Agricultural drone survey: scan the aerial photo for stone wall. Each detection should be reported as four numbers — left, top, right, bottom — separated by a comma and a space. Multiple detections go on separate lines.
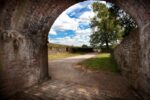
110, 0, 150, 99
0, 0, 149, 99
0, 0, 76, 99
114, 28, 150, 99
114, 29, 140, 87
139, 23, 150, 99
48, 47, 68, 54
0, 30, 49, 98
48, 46, 94, 54
48, 44, 69, 54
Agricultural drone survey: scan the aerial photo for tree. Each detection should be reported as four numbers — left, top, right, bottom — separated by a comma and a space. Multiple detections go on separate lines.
90, 2, 137, 49
82, 44, 88, 48
90, 3, 123, 49
109, 5, 137, 37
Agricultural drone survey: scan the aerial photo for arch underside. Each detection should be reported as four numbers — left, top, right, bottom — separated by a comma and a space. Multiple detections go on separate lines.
0, 0, 149, 99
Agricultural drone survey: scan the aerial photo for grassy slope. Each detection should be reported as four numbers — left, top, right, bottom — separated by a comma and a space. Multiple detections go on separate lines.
48, 43, 87, 60
48, 52, 83, 60
48, 43, 80, 48
78, 53, 119, 73
48, 43, 70, 48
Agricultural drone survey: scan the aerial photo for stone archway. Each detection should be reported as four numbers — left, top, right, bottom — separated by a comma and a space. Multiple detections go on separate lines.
0, 0, 149, 99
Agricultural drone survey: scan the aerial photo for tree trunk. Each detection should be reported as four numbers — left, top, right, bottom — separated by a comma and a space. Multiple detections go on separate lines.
105, 40, 109, 50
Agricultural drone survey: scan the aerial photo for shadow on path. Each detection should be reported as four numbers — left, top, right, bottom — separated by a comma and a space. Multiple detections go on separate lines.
8, 53, 139, 100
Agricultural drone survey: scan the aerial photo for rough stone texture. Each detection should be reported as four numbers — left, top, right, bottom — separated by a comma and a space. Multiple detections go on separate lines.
0, 31, 49, 98
0, 0, 149, 99
48, 46, 68, 54
109, 3, 150, 98
114, 29, 141, 92
139, 22, 150, 99
0, 0, 76, 99
110, 0, 150, 99
8, 54, 139, 100
114, 28, 150, 99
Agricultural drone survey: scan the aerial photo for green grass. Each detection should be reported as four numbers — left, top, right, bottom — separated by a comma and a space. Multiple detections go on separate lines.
48, 52, 83, 60
78, 53, 119, 73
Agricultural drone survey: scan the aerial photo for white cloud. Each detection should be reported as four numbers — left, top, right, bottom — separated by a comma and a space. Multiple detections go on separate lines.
66, 3, 82, 14
49, 27, 92, 46
48, 1, 97, 46
49, 35, 90, 47
79, 11, 95, 20
76, 28, 92, 34
49, 28, 56, 35
76, 10, 95, 24
50, 13, 78, 32
49, 1, 95, 34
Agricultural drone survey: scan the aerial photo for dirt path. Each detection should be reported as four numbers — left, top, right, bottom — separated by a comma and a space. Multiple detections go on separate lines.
49, 53, 97, 82
11, 53, 139, 100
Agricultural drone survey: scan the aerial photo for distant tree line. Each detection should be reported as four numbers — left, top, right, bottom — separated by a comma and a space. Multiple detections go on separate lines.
48, 43, 93, 53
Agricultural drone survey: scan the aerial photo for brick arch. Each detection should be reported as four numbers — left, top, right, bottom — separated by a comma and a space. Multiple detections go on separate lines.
0, 0, 149, 99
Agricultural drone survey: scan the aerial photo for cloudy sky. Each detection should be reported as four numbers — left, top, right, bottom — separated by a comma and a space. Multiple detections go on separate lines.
48, 0, 105, 46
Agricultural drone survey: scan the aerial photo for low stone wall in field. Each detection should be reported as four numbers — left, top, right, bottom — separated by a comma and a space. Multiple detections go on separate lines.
48, 44, 93, 54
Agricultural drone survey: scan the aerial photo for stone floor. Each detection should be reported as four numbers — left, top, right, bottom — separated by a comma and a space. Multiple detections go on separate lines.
8, 54, 140, 100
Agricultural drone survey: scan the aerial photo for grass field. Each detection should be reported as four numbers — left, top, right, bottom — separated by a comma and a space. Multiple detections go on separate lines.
48, 52, 83, 60
78, 53, 119, 73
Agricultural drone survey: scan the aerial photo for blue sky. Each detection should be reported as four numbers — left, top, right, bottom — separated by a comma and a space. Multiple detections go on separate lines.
48, 0, 106, 46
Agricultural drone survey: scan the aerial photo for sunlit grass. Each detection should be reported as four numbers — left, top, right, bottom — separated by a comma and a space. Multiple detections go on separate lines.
48, 52, 83, 60
78, 53, 119, 73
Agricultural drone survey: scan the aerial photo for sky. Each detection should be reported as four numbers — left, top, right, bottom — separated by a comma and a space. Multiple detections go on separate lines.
48, 0, 106, 46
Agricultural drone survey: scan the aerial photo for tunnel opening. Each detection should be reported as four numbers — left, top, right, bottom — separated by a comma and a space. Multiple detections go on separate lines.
0, 0, 149, 100
46, 2, 139, 100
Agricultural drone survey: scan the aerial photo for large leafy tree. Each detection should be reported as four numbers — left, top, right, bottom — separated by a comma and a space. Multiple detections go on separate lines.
90, 3, 123, 49
90, 2, 137, 49
109, 5, 137, 37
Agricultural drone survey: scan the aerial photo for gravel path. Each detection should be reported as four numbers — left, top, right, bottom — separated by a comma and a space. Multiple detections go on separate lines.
9, 53, 139, 100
